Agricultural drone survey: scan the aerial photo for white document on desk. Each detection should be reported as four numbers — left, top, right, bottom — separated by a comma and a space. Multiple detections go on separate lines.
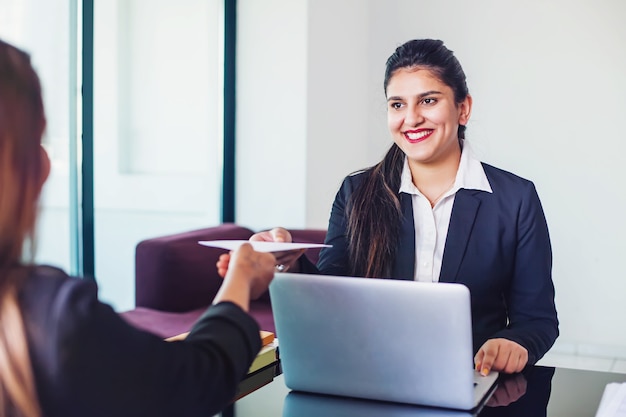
198, 240, 331, 253
596, 382, 626, 417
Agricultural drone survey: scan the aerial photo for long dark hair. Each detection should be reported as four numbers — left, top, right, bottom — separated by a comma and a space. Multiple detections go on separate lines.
346, 39, 469, 278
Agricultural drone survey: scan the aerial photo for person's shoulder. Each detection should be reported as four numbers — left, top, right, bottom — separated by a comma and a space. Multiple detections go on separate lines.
26, 264, 72, 282
332, 169, 372, 201
24, 265, 96, 297
347, 168, 369, 178
481, 162, 536, 190
20, 265, 99, 327
341, 168, 371, 188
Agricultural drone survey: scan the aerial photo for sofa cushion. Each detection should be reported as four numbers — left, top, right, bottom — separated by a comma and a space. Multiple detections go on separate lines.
120, 307, 208, 339
120, 301, 276, 338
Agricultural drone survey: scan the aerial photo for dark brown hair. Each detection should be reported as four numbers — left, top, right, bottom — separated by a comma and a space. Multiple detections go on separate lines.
346, 39, 469, 277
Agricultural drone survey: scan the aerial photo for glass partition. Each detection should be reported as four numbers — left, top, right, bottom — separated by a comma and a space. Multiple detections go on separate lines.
93, 0, 224, 310
1, 0, 225, 311
0, 0, 79, 274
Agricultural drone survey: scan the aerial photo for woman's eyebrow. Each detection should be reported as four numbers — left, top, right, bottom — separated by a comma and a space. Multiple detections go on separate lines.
387, 90, 442, 102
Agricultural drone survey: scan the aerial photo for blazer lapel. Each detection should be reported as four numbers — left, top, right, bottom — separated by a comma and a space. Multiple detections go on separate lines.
392, 193, 416, 280
439, 190, 481, 283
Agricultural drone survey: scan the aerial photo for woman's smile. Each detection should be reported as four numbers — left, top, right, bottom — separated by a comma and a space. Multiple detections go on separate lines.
403, 128, 434, 143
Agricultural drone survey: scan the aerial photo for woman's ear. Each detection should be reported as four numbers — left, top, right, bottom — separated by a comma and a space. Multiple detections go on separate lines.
39, 145, 51, 187
458, 94, 473, 126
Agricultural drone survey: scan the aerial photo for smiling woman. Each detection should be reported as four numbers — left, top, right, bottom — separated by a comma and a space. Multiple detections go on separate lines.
248, 38, 559, 377
385, 67, 471, 201
334, 39, 557, 375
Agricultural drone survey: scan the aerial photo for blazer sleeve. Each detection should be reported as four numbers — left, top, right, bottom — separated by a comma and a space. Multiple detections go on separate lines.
302, 174, 362, 276
490, 181, 559, 364
47, 278, 260, 417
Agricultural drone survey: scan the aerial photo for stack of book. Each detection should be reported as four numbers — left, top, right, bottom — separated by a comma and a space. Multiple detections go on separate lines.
235, 330, 278, 400
248, 330, 277, 373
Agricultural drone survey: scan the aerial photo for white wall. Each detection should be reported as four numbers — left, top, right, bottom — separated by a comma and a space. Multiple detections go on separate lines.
237, 0, 374, 230
305, 0, 373, 227
238, 0, 626, 357
236, 0, 308, 230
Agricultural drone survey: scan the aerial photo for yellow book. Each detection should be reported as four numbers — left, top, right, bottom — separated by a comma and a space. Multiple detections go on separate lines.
248, 344, 277, 374
235, 364, 275, 400
166, 330, 274, 345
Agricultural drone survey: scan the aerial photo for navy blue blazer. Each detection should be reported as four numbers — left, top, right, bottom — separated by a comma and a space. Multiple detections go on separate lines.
305, 163, 559, 365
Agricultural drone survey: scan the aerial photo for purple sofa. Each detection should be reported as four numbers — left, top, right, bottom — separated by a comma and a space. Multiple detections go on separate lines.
120, 223, 326, 338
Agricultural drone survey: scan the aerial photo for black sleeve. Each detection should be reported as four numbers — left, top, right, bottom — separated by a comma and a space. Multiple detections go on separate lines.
490, 182, 559, 364
48, 278, 260, 417
312, 174, 361, 276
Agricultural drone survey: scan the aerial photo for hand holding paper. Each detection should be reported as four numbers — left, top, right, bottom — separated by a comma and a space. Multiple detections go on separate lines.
249, 227, 311, 272
199, 240, 331, 252
209, 235, 331, 278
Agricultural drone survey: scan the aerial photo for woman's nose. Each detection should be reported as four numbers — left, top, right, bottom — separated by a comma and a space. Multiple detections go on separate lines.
404, 105, 424, 127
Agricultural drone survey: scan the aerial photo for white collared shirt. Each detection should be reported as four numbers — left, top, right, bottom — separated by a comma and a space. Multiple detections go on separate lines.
398, 142, 493, 282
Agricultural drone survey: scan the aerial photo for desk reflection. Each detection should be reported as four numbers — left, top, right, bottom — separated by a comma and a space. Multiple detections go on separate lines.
281, 366, 555, 417
283, 391, 478, 417
479, 366, 555, 416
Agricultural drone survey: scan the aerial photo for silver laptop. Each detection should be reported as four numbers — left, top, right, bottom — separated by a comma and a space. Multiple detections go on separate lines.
269, 273, 498, 411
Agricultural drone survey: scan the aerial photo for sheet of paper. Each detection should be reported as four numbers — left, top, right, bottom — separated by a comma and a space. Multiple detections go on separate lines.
596, 382, 626, 417
198, 240, 331, 253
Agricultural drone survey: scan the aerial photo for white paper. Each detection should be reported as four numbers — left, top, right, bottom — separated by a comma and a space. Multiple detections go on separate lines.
596, 382, 626, 417
198, 240, 331, 253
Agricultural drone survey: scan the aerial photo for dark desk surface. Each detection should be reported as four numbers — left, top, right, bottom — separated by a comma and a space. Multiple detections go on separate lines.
230, 365, 625, 416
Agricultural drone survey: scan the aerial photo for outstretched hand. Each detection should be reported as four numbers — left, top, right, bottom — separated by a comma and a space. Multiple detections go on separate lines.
213, 243, 276, 311
474, 338, 528, 376
251, 227, 292, 243
216, 227, 305, 277
251, 228, 305, 272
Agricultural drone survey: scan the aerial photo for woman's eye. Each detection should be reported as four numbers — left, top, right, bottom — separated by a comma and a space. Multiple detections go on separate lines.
422, 98, 437, 105
390, 102, 403, 110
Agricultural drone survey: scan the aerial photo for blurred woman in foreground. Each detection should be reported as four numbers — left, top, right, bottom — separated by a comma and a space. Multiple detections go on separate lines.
0, 38, 275, 417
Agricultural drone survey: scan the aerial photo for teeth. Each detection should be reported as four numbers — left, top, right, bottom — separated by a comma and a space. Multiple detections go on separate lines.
406, 130, 431, 140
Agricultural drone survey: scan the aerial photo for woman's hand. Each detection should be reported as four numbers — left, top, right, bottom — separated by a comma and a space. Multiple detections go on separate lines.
474, 338, 528, 375
250, 227, 306, 272
250, 227, 292, 243
216, 252, 232, 278
213, 243, 276, 311
217, 227, 305, 277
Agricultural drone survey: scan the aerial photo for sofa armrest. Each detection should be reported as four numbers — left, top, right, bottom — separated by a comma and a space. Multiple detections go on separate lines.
134, 223, 254, 312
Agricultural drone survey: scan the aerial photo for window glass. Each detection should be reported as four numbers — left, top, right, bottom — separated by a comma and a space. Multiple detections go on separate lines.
1, 0, 225, 311
0, 0, 77, 273
93, 0, 224, 310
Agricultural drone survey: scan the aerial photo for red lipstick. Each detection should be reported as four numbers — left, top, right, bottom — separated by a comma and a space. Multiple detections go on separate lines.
403, 129, 433, 144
